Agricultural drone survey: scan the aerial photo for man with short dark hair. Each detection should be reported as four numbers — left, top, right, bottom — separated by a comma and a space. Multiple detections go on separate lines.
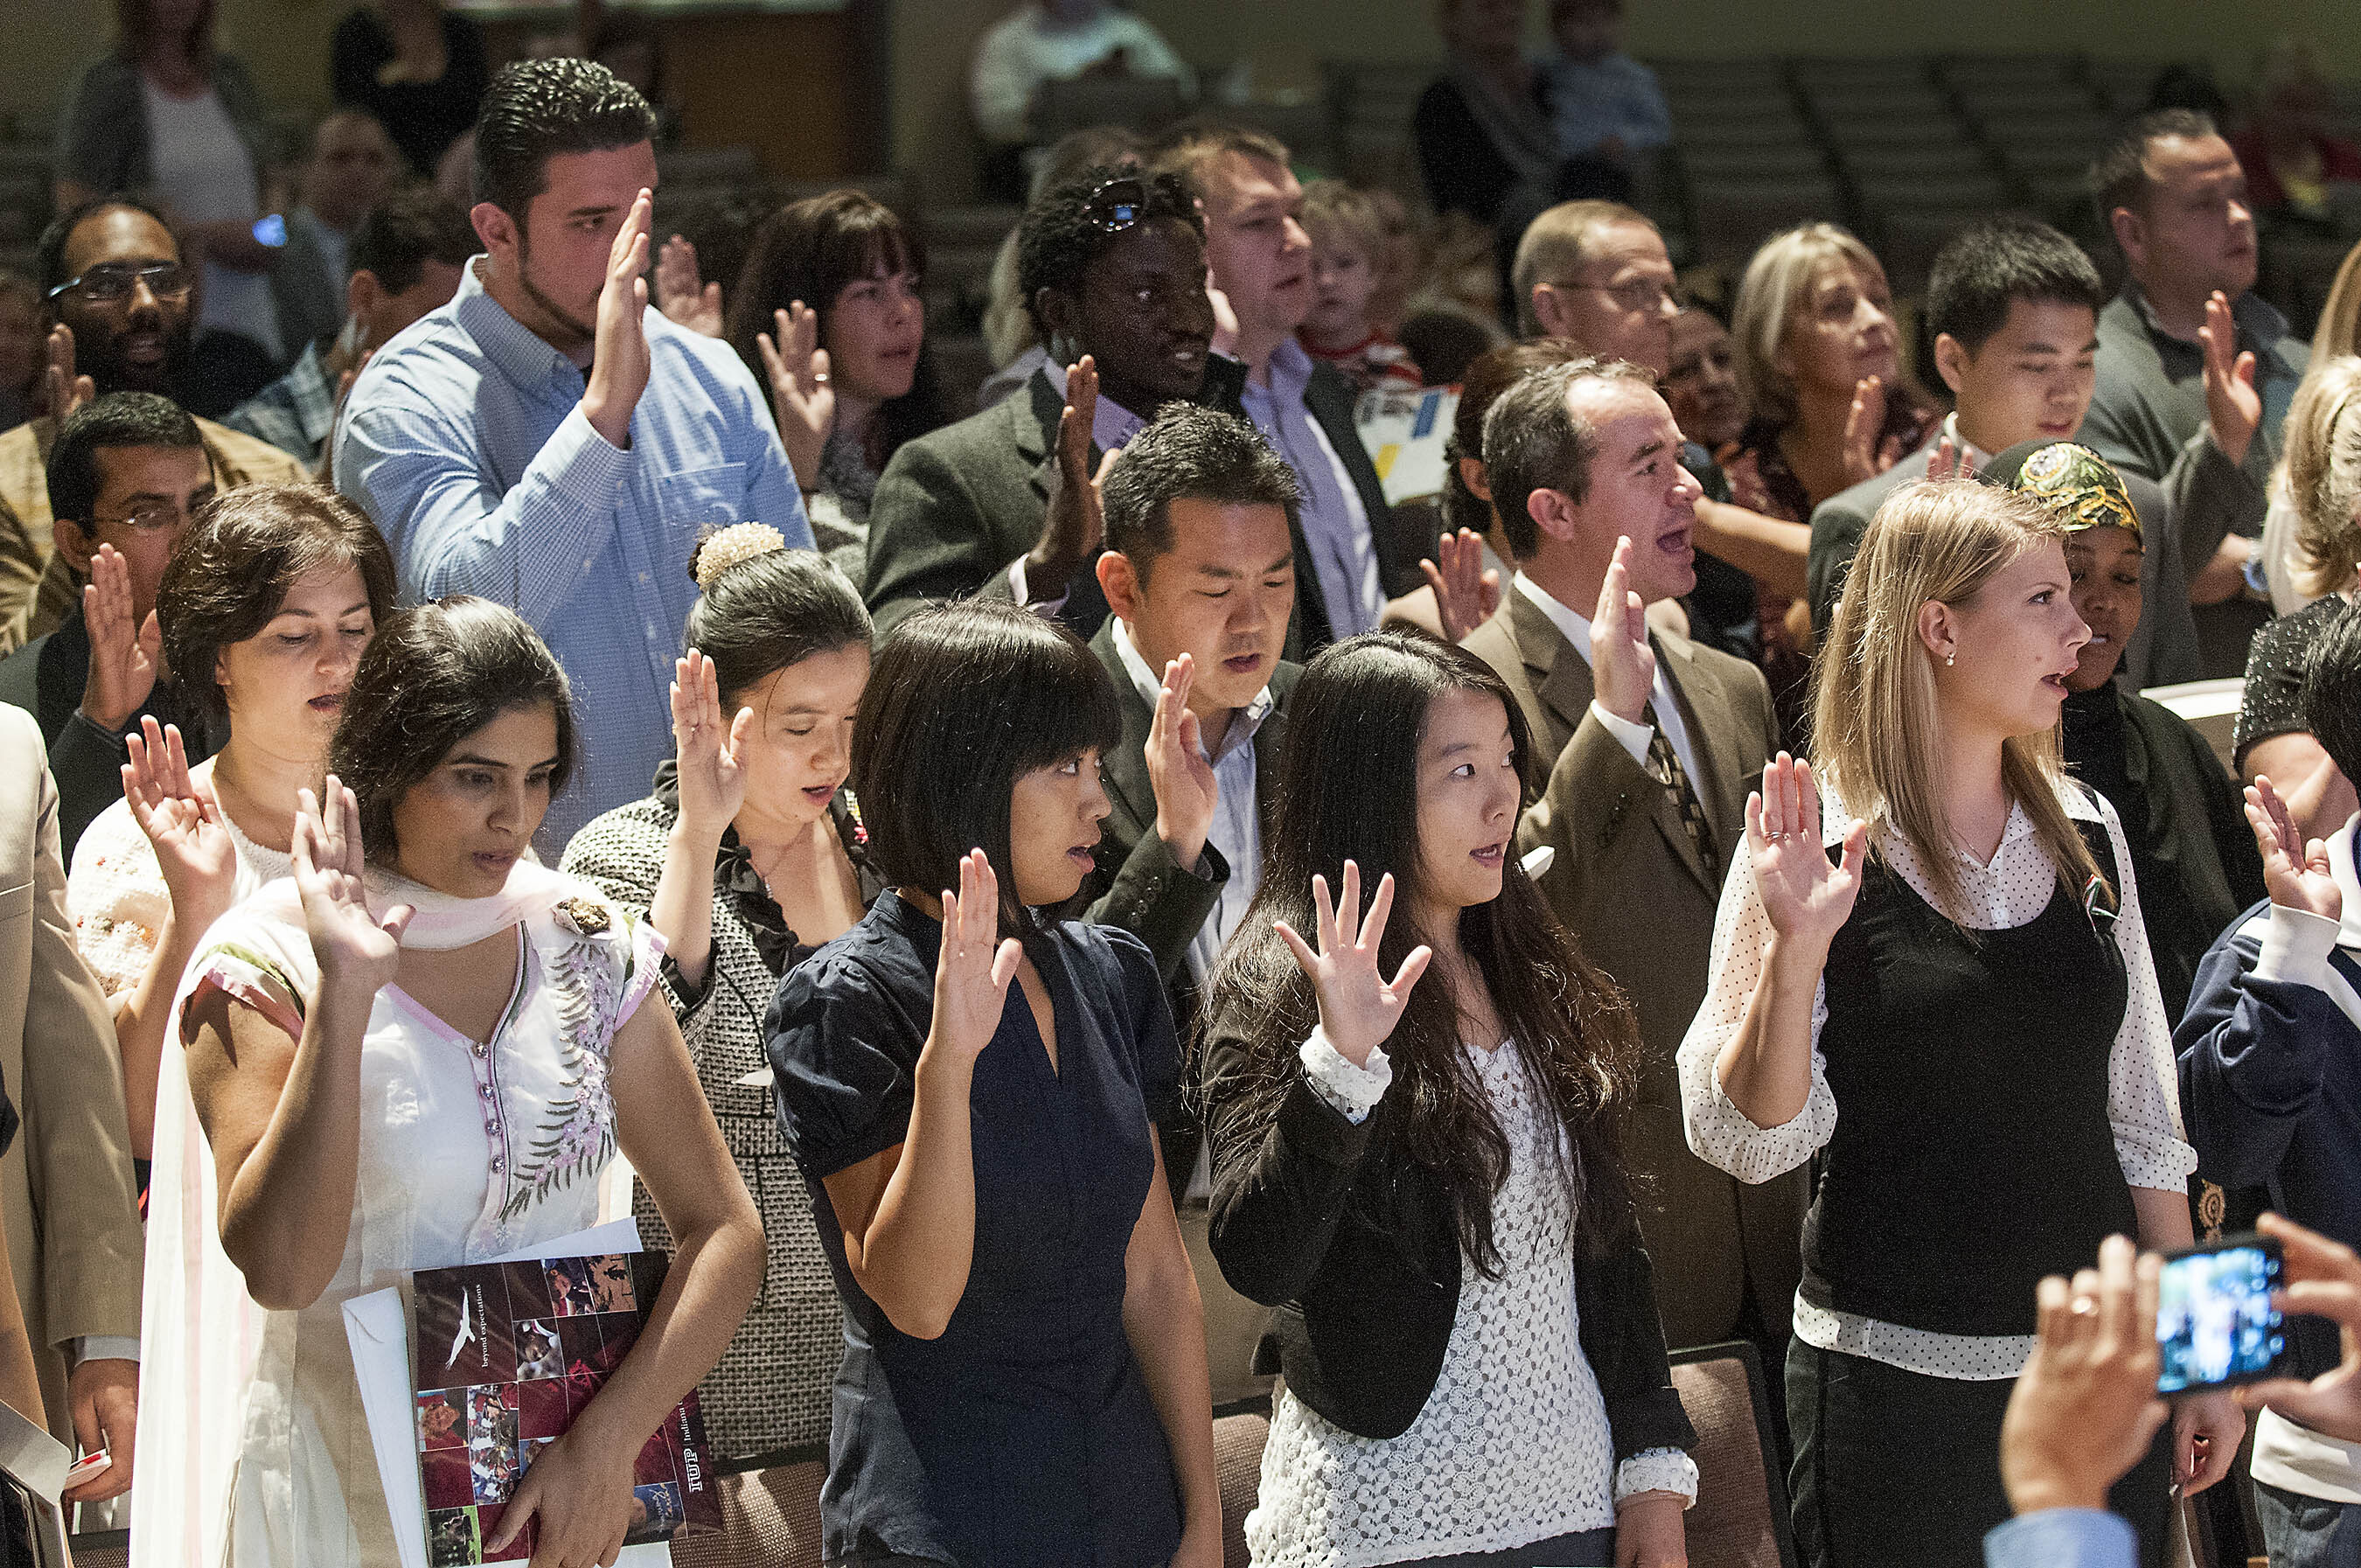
0, 393, 214, 860
2083, 109, 2309, 672
1077, 401, 1301, 1399
2179, 596, 2361, 1566
1466, 356, 1794, 1362
1807, 217, 2202, 689
867, 166, 1314, 645
228, 185, 475, 467
0, 198, 305, 653
1158, 125, 1420, 641
334, 59, 810, 847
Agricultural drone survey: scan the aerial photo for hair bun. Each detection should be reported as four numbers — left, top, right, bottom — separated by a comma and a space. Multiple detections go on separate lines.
691, 522, 789, 589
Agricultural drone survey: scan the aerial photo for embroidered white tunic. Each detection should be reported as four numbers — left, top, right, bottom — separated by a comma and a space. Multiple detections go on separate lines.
1246, 1035, 1696, 1567
130, 876, 660, 1568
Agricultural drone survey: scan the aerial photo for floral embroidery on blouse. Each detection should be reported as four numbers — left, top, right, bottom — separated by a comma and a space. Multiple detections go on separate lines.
501, 902, 637, 1221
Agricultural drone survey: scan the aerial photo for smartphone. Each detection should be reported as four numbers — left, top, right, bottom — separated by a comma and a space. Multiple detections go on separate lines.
2155, 1234, 2287, 1396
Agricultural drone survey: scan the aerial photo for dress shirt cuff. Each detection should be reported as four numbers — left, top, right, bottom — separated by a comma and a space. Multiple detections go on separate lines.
2114, 1132, 2200, 1191
1614, 1448, 1699, 1506
1299, 1028, 1391, 1124
1982, 1509, 2136, 1568
1006, 556, 1069, 617
550, 401, 636, 481
2255, 905, 2343, 989
71, 1336, 140, 1366
1588, 700, 1655, 770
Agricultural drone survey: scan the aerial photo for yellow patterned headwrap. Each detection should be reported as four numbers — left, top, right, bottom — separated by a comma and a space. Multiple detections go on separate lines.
2005, 443, 2142, 541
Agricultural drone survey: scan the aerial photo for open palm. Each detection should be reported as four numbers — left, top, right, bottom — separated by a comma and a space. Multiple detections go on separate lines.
292, 778, 411, 994
2247, 775, 2340, 921
1272, 861, 1432, 1067
671, 650, 752, 837
1748, 753, 1868, 947
122, 718, 239, 926
929, 850, 1022, 1065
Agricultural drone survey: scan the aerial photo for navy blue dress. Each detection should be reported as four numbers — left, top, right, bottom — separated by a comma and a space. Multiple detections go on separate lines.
766, 892, 1184, 1567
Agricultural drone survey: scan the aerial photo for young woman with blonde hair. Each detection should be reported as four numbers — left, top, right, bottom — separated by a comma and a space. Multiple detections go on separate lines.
2257, 241, 2361, 613
1678, 479, 2241, 1567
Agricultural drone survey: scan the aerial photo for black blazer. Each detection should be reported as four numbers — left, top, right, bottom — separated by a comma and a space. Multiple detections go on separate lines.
1080, 618, 1299, 1176
1201, 997, 1697, 1448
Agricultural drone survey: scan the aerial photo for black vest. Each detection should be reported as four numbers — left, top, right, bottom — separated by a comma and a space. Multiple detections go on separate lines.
1801, 812, 2138, 1338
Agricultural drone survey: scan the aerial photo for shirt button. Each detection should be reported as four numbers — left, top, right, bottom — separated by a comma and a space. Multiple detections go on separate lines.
582, 558, 594, 572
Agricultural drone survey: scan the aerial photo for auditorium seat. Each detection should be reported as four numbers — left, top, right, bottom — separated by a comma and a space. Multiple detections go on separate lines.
1670, 1342, 1799, 1568
1214, 1407, 1272, 1568
671, 1453, 828, 1568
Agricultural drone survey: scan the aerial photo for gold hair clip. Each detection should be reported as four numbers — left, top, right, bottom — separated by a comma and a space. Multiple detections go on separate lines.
693, 522, 789, 589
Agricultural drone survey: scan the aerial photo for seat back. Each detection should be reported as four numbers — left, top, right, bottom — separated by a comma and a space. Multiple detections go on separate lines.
1669, 1342, 1799, 1568
1214, 1409, 1271, 1568
669, 1455, 828, 1568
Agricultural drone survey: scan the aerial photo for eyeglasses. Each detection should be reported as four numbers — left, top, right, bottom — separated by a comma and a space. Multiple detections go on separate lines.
93, 492, 212, 534
46, 262, 192, 305
1555, 275, 1684, 315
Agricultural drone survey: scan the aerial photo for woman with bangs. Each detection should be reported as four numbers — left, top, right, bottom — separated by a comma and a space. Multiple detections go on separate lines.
727, 191, 951, 583
1678, 481, 2242, 1567
1201, 631, 1696, 1568
766, 599, 1220, 1567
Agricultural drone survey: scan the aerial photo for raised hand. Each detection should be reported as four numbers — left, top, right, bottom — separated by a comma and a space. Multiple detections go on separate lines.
583, 188, 655, 450
926, 850, 1023, 1066
43, 324, 93, 422
1840, 374, 1890, 488
80, 543, 160, 732
1146, 653, 1217, 867
291, 777, 411, 995
1589, 535, 1656, 725
2200, 290, 2262, 470
1271, 861, 1432, 1068
756, 301, 835, 490
654, 233, 725, 338
1420, 527, 1502, 643
2247, 775, 2341, 922
1746, 753, 1868, 951
2000, 1235, 2170, 1516
670, 650, 752, 842
122, 718, 239, 929
1025, 355, 1104, 600
1923, 432, 1970, 485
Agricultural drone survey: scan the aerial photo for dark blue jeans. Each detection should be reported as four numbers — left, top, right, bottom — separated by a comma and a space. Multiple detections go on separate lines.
2256, 1479, 2361, 1568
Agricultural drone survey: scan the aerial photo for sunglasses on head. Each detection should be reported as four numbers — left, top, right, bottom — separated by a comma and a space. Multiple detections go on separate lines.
1083, 173, 1187, 235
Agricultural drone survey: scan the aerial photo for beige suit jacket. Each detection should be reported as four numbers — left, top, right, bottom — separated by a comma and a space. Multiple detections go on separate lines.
0, 703, 145, 1439
1466, 588, 1805, 1350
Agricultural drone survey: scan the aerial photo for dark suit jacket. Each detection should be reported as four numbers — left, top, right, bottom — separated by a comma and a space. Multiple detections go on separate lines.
1201, 988, 1696, 1447
1807, 440, 2201, 691
1465, 585, 1804, 1350
1078, 618, 1299, 1177
1296, 354, 1430, 613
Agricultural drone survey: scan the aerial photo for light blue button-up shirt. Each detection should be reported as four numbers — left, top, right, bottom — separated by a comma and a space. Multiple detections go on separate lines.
333, 257, 810, 849
1983, 1509, 2135, 1568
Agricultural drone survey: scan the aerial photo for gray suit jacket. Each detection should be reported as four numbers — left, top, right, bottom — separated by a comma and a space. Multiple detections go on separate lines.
1464, 589, 1803, 1349
0, 705, 144, 1444
1807, 438, 2203, 691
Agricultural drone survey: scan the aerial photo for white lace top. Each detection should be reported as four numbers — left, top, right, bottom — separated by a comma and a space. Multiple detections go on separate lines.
1675, 777, 2196, 1380
1246, 1033, 1697, 1568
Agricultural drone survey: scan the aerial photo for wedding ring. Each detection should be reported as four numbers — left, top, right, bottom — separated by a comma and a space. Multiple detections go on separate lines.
812, 372, 830, 384
2071, 1297, 2098, 1315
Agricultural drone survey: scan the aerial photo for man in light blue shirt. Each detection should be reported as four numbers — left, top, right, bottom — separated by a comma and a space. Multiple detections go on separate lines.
334, 59, 809, 848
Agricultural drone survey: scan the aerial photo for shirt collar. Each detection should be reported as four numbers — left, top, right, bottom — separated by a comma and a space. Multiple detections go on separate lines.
1513, 570, 1598, 664
455, 255, 587, 397
1940, 409, 1992, 472
1108, 616, 1273, 761
2123, 279, 2291, 356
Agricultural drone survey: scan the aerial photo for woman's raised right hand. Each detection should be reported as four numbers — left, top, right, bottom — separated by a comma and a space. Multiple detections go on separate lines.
670, 650, 752, 840
925, 850, 1022, 1068
292, 777, 410, 995
1272, 861, 1432, 1068
1746, 753, 1867, 951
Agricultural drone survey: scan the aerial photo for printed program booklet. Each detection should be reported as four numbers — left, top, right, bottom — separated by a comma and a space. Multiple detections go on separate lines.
408, 1250, 721, 1565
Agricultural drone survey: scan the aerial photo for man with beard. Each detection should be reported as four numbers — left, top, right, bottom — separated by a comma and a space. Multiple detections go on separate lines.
0, 199, 306, 653
333, 59, 808, 849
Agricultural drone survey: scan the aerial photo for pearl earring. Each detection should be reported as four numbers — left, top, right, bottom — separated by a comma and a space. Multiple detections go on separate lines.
1945, 650, 1957, 666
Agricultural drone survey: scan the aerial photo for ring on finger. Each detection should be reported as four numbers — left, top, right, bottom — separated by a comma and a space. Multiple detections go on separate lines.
2071, 1296, 2099, 1315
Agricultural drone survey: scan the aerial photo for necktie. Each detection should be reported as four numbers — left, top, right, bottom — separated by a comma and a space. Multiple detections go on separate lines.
1640, 698, 1717, 879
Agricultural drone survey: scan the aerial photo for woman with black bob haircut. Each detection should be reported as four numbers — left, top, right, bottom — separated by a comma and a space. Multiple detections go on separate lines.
563, 523, 882, 1460
727, 191, 950, 582
1201, 631, 1696, 1568
141, 596, 763, 1566
766, 598, 1222, 1567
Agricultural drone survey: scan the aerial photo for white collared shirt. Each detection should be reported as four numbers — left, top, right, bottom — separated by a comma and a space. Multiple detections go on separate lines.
1512, 572, 1701, 784
1108, 617, 1271, 986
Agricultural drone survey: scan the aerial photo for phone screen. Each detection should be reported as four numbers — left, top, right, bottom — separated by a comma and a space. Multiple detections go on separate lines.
2156, 1237, 2286, 1395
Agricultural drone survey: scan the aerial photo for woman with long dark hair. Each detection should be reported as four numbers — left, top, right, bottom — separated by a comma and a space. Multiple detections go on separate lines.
562, 524, 880, 1461
1203, 631, 1694, 1568
766, 599, 1220, 1566
727, 192, 951, 582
